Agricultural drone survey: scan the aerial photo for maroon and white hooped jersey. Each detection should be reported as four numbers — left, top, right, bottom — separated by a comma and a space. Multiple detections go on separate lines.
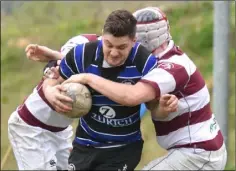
140, 40, 224, 151
16, 34, 99, 132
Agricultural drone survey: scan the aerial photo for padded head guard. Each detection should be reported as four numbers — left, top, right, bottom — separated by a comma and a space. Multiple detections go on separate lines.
133, 7, 172, 52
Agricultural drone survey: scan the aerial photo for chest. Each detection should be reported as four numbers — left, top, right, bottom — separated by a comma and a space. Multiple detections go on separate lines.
85, 64, 143, 84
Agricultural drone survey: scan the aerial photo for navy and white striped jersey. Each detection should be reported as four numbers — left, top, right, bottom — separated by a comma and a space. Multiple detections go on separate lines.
59, 40, 157, 148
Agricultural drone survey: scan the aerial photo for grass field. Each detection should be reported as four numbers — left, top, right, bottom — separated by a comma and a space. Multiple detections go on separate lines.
1, 1, 235, 170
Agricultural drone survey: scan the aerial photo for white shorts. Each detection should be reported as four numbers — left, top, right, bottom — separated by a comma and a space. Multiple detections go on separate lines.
8, 111, 73, 170
142, 144, 227, 170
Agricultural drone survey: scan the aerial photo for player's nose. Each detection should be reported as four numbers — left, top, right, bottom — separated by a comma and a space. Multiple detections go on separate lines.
110, 49, 119, 57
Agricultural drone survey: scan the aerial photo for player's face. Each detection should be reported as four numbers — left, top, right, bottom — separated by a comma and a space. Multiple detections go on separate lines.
102, 33, 136, 67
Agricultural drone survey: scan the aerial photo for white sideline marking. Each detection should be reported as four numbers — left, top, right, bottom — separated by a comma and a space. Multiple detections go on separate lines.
1, 145, 12, 170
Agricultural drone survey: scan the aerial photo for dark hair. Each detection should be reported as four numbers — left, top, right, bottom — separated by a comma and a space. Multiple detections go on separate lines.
103, 9, 137, 38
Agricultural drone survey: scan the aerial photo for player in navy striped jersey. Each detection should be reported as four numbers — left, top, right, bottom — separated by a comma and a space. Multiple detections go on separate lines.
63, 7, 227, 170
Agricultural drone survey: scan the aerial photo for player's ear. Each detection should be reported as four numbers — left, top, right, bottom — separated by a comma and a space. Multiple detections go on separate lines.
132, 37, 137, 46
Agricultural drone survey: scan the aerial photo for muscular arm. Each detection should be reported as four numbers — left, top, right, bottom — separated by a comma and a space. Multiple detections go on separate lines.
85, 73, 157, 106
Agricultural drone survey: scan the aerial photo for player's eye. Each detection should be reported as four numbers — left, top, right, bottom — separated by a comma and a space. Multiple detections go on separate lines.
105, 42, 113, 48
117, 46, 126, 50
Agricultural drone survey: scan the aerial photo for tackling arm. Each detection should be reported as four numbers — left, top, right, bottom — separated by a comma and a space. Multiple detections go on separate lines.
25, 44, 63, 62
85, 73, 158, 106
84, 73, 177, 116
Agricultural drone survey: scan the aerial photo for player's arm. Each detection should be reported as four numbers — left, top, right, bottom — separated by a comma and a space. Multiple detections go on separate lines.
63, 73, 156, 106
43, 45, 83, 113
25, 35, 92, 62
90, 74, 157, 106
146, 94, 178, 119
63, 59, 190, 110
25, 44, 63, 62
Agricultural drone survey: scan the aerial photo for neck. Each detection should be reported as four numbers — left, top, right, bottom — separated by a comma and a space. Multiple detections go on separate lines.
152, 41, 168, 57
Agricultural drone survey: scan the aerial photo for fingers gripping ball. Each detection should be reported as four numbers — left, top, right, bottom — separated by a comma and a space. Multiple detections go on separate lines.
61, 83, 92, 118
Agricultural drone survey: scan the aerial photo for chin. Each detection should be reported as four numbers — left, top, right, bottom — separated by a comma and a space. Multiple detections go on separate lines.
109, 63, 118, 67
107, 61, 120, 67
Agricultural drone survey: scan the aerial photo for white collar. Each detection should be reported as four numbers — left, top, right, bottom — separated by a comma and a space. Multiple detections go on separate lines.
102, 60, 113, 68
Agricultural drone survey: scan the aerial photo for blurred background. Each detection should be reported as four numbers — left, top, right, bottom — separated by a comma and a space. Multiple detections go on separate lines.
1, 1, 235, 170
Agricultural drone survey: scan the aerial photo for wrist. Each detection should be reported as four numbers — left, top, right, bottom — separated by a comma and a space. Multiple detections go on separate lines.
42, 46, 62, 60
85, 73, 93, 85
51, 50, 63, 60
42, 82, 50, 94
156, 106, 169, 118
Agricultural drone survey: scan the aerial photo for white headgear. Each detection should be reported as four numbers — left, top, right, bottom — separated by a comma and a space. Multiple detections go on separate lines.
133, 7, 172, 52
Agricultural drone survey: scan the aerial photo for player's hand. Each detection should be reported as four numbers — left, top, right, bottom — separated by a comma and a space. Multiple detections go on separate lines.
44, 84, 73, 113
62, 74, 88, 85
159, 94, 178, 113
25, 44, 56, 62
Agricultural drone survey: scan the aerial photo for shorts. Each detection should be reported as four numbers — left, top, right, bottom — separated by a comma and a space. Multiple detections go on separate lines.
8, 111, 73, 170
142, 143, 227, 170
68, 140, 144, 170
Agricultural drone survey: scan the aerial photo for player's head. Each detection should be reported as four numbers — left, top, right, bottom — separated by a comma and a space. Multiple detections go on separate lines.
133, 7, 172, 55
102, 9, 137, 67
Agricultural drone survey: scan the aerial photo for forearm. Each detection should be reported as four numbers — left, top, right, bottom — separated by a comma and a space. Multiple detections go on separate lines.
151, 106, 169, 119
146, 100, 169, 119
86, 74, 155, 106
46, 49, 63, 60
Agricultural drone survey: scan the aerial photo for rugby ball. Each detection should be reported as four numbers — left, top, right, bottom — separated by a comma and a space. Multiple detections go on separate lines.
61, 82, 92, 118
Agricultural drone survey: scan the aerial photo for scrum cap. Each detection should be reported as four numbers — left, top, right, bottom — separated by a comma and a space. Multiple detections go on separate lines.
133, 7, 172, 52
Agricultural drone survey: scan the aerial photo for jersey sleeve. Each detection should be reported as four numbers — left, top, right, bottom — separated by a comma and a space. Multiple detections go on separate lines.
140, 54, 195, 98
141, 54, 158, 76
59, 43, 85, 79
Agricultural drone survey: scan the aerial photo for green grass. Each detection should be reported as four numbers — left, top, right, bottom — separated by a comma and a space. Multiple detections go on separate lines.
1, 1, 235, 170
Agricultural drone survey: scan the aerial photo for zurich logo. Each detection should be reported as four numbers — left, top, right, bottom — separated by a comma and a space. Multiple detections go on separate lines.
99, 106, 116, 118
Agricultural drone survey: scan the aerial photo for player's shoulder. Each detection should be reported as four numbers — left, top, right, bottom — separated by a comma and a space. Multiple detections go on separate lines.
158, 46, 197, 75
64, 35, 90, 45
132, 42, 156, 62
159, 43, 191, 64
